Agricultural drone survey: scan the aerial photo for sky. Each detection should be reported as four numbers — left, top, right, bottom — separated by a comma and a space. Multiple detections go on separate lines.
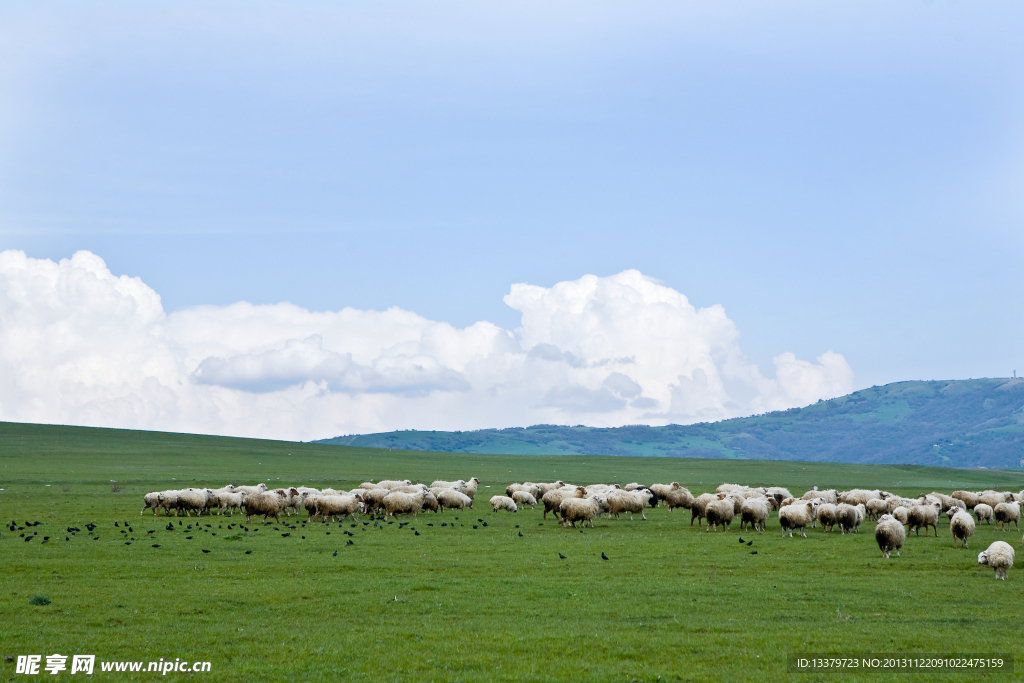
0, 2, 1021, 441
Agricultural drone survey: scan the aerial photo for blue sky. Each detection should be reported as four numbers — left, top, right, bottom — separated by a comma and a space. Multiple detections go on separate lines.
0, 2, 1021, 439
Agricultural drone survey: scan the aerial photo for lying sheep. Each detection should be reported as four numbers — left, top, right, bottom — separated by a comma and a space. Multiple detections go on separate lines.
382, 490, 426, 519
490, 495, 518, 513
511, 491, 537, 509
950, 509, 975, 548
240, 490, 287, 523
542, 487, 585, 520
607, 490, 653, 521
740, 497, 773, 533
978, 541, 1015, 580
908, 503, 940, 537
779, 500, 817, 538
559, 496, 601, 529
875, 514, 906, 558
994, 502, 1020, 531
436, 489, 473, 512
974, 503, 994, 524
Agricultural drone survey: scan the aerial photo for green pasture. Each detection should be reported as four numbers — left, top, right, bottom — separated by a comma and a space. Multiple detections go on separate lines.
1, 421, 1023, 682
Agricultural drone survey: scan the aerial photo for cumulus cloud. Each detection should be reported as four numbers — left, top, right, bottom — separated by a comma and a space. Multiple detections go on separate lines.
0, 251, 854, 440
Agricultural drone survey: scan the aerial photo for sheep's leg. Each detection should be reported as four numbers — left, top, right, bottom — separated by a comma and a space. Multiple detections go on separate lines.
641, 511, 647, 520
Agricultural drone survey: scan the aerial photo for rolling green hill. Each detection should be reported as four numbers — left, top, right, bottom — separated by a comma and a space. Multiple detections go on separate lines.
319, 378, 1024, 469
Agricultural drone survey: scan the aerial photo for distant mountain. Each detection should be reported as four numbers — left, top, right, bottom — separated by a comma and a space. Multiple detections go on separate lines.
317, 379, 1024, 469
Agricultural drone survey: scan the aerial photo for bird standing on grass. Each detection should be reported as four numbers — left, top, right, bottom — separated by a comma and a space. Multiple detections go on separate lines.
601, 552, 609, 560
558, 553, 566, 559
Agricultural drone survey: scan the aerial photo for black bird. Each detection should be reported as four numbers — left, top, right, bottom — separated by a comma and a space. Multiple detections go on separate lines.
165, 523, 174, 531
601, 552, 609, 560
178, 521, 182, 526
414, 531, 420, 536
152, 544, 160, 548
472, 525, 478, 529
24, 536, 32, 542
185, 536, 193, 540
202, 549, 210, 553
346, 540, 354, 546
245, 550, 252, 554
558, 553, 566, 559
482, 522, 488, 527
65, 537, 69, 541
333, 551, 337, 556
125, 542, 131, 545
747, 540, 753, 546
301, 536, 305, 539
147, 530, 155, 534
43, 536, 49, 541
128, 527, 133, 533
93, 537, 99, 541
750, 550, 757, 555
281, 533, 290, 537
477, 519, 483, 522
115, 522, 119, 527
518, 532, 523, 537
738, 538, 745, 544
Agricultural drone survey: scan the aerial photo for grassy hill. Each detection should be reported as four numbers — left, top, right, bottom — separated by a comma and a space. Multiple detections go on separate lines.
319, 378, 1024, 469
2, 421, 1023, 681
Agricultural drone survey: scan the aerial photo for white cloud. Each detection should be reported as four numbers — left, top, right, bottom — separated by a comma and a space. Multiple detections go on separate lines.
0, 251, 854, 440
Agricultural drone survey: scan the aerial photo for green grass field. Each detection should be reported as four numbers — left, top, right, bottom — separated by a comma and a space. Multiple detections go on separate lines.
2, 421, 1023, 682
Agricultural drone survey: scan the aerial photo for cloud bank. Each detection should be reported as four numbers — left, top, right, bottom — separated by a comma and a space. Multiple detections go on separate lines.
0, 250, 853, 440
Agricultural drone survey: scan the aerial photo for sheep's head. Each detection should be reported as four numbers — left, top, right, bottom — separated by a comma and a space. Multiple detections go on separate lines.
877, 514, 893, 523
257, 483, 268, 492
978, 551, 989, 566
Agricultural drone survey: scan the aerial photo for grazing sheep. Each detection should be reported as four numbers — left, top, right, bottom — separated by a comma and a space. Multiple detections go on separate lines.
240, 490, 288, 523
740, 497, 774, 532
436, 489, 473, 512
542, 487, 585, 520
381, 490, 427, 519
691, 493, 719, 527
950, 509, 975, 548
607, 490, 654, 521
978, 541, 1015, 580
951, 491, 981, 509
511, 490, 537, 509
892, 506, 909, 526
907, 503, 940, 537
803, 489, 838, 505
974, 503, 994, 524
779, 501, 817, 538
994, 502, 1020, 531
866, 498, 889, 521
490, 495, 518, 513
703, 497, 735, 532
816, 503, 838, 532
506, 483, 542, 500
559, 496, 602, 528
836, 503, 865, 535
313, 495, 363, 522
875, 514, 906, 558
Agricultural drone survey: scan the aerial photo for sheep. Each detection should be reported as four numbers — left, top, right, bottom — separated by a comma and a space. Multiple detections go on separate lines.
506, 483, 542, 500
607, 490, 653, 521
382, 490, 426, 519
360, 488, 391, 515
875, 514, 906, 558
660, 484, 695, 512
690, 493, 719, 527
624, 482, 644, 491
141, 491, 165, 515
421, 491, 439, 513
378, 480, 412, 489
511, 491, 537, 509
700, 497, 733, 532
974, 503, 994, 524
994, 502, 1020, 531
740, 496, 774, 532
950, 509, 975, 548
779, 500, 817, 538
951, 491, 981, 509
559, 496, 602, 528
803, 489, 838, 505
980, 492, 1011, 510
907, 503, 940, 537
978, 541, 1015, 580
765, 487, 793, 503
838, 489, 878, 506
490, 495, 518, 513
886, 497, 916, 514
816, 503, 838, 532
542, 487, 585, 520
866, 498, 889, 521
233, 483, 268, 496
172, 488, 211, 517
649, 482, 682, 506
836, 503, 865, 535
462, 478, 481, 500
312, 494, 363, 522
533, 481, 563, 499
240, 490, 288, 523
429, 479, 466, 490
892, 506, 909, 526
436, 489, 473, 512
271, 487, 302, 516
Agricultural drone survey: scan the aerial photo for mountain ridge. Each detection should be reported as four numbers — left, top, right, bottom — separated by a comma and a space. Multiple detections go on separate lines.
316, 378, 1024, 469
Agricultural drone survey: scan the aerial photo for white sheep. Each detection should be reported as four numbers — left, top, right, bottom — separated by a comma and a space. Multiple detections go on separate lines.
974, 503, 994, 524
705, 497, 736, 532
980, 491, 1012, 508
240, 490, 287, 523
382, 490, 426, 519
436, 489, 473, 512
490, 495, 518, 513
951, 490, 981, 509
534, 481, 564, 499
607, 489, 653, 521
233, 483, 268, 496
311, 494, 363, 522
141, 491, 165, 516
950, 509, 975, 548
462, 478, 481, 500
892, 506, 909, 526
506, 483, 542, 500
766, 487, 793, 503
690, 493, 719, 527
779, 500, 817, 538
803, 489, 838, 505
740, 497, 774, 532
361, 488, 391, 515
875, 514, 906, 558
816, 503, 838, 532
559, 496, 602, 528
865, 498, 889, 521
994, 502, 1020, 531
511, 491, 537, 509
542, 487, 585, 520
907, 503, 940, 537
429, 479, 466, 490
978, 541, 1015, 579
378, 480, 413, 489
836, 503, 865, 534
169, 488, 210, 517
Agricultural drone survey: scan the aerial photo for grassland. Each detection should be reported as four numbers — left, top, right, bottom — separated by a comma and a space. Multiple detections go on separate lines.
2, 421, 1023, 682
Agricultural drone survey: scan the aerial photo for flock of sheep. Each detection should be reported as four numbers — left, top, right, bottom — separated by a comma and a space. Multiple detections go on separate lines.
141, 478, 1023, 579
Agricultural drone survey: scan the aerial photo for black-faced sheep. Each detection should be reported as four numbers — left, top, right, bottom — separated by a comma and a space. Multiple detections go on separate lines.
875, 514, 905, 558
994, 502, 1020, 531
950, 509, 975, 548
978, 541, 1015, 579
